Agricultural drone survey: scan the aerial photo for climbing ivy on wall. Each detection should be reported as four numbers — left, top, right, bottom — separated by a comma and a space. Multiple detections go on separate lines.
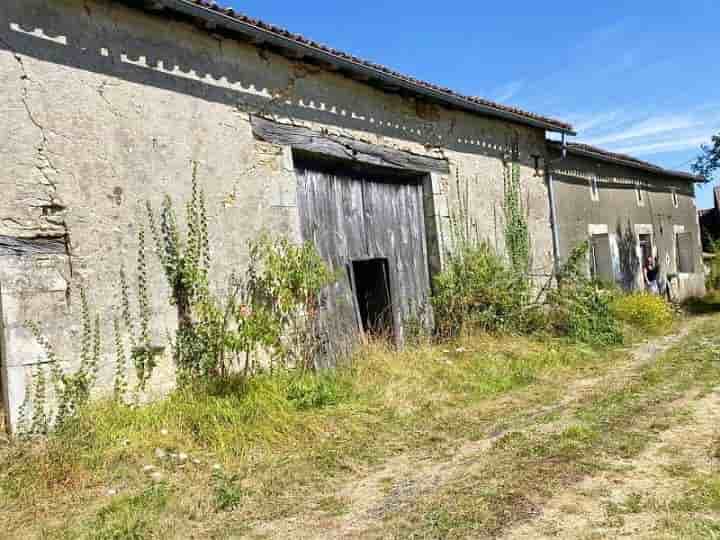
448, 168, 479, 252
19, 288, 102, 435
503, 143, 530, 275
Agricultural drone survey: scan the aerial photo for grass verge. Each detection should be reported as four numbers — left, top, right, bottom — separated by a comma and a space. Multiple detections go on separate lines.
1, 312, 717, 539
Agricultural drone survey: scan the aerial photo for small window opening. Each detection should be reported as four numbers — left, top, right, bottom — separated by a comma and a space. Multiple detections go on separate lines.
590, 178, 599, 201
671, 189, 679, 208
350, 258, 394, 337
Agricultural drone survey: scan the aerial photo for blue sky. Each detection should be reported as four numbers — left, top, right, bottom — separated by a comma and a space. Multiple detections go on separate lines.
225, 0, 720, 208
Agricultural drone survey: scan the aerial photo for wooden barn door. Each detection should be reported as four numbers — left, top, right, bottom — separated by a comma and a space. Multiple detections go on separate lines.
295, 152, 431, 357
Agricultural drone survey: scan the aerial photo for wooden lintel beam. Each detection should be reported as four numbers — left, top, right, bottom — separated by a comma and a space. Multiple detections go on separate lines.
0, 235, 67, 257
251, 116, 449, 174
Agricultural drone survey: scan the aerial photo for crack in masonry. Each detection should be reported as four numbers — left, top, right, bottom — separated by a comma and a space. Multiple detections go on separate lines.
97, 80, 123, 118
1, 34, 75, 275
253, 63, 318, 124
423, 117, 457, 154
1, 36, 62, 200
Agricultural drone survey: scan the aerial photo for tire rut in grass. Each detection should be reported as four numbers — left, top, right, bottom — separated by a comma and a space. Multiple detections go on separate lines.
250, 318, 709, 539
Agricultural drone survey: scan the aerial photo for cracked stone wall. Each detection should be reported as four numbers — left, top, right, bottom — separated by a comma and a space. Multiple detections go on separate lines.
0, 0, 554, 432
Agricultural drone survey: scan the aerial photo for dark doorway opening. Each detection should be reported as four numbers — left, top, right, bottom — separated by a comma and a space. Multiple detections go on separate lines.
351, 258, 394, 337
639, 233, 653, 264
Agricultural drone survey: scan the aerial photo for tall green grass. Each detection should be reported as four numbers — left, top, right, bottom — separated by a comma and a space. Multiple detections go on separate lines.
1, 334, 600, 510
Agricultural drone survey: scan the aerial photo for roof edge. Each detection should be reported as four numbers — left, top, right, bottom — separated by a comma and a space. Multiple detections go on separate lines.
550, 141, 704, 183
151, 0, 576, 135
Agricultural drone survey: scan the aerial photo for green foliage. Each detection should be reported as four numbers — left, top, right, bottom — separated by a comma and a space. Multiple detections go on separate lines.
503, 152, 530, 274
611, 292, 674, 335
432, 242, 530, 338
147, 163, 334, 378
248, 234, 335, 371
285, 372, 349, 410
21, 287, 103, 435
89, 484, 169, 539
547, 244, 623, 346
436, 154, 534, 339
212, 471, 244, 512
133, 225, 158, 391
706, 238, 720, 291
147, 161, 210, 377
117, 231, 159, 396
693, 132, 720, 180
112, 317, 128, 402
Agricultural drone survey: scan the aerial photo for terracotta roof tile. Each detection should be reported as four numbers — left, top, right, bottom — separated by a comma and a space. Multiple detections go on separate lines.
156, 0, 574, 133
554, 142, 703, 182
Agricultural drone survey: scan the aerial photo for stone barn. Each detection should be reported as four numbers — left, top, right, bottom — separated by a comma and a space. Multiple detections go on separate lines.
548, 142, 706, 300
0, 0, 575, 432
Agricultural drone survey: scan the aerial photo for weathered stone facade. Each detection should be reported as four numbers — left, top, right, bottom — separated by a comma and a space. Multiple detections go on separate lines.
550, 145, 705, 301
0, 0, 561, 432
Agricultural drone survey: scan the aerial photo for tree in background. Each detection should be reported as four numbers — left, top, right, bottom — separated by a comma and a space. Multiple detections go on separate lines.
693, 132, 720, 180
695, 132, 720, 272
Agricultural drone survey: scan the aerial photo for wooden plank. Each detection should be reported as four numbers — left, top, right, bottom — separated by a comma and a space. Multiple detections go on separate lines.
361, 177, 430, 336
296, 153, 433, 353
251, 116, 450, 174
296, 167, 361, 363
0, 235, 66, 257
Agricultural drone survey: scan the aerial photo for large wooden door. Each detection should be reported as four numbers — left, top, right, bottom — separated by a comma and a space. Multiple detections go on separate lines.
295, 152, 431, 356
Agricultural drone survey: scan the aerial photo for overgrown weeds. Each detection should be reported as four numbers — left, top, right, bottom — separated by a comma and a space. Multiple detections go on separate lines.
433, 241, 624, 346
432, 242, 530, 338
147, 164, 335, 379
546, 244, 623, 346
611, 292, 674, 335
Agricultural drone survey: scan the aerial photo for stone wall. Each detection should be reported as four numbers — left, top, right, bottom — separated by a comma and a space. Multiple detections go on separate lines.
0, 0, 553, 432
551, 150, 705, 301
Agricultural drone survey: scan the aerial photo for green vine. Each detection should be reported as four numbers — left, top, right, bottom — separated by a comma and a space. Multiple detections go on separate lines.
503, 142, 530, 275
448, 168, 479, 252
147, 161, 211, 377
133, 224, 157, 392
112, 316, 128, 401
21, 287, 103, 434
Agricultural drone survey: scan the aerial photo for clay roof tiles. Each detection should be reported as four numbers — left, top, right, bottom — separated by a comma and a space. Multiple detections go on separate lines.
555, 142, 703, 182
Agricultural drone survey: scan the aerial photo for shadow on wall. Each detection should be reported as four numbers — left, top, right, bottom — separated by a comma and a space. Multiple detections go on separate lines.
0, 2, 537, 166
615, 220, 639, 290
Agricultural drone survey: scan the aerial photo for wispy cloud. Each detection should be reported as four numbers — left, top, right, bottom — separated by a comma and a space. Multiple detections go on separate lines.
567, 104, 720, 159
493, 81, 524, 103
614, 136, 711, 156
572, 110, 625, 133
589, 114, 703, 146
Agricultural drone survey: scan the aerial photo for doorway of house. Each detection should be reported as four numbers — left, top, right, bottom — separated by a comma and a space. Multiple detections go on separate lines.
639, 233, 653, 263
295, 150, 433, 352
351, 258, 394, 337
